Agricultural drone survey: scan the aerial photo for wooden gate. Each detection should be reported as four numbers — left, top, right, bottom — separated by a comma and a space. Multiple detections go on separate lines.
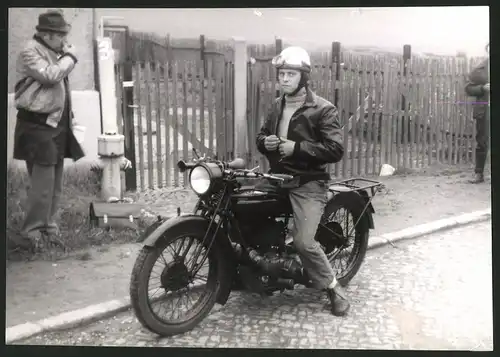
105, 27, 235, 191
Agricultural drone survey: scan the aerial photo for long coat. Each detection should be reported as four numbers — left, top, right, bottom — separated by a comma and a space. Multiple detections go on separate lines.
13, 35, 84, 165
13, 107, 85, 165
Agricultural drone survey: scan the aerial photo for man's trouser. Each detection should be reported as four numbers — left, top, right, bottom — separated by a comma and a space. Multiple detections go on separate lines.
21, 159, 64, 238
475, 115, 489, 174
289, 179, 336, 290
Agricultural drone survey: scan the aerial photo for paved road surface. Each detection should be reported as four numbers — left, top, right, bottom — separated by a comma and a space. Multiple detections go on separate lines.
14, 222, 493, 350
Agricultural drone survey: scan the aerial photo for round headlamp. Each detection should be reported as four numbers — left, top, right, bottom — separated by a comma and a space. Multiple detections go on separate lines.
188, 162, 223, 196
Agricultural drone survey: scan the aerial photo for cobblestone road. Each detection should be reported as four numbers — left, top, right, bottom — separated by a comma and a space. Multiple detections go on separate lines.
15, 222, 492, 350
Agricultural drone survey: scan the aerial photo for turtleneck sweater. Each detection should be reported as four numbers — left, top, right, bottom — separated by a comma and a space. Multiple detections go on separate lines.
277, 88, 307, 138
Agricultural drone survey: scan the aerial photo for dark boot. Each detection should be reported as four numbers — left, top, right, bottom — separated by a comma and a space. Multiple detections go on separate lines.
471, 148, 487, 184
326, 283, 351, 316
468, 173, 485, 184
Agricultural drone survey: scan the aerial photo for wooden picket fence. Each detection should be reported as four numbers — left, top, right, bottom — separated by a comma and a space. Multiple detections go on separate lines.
107, 28, 235, 191
105, 28, 487, 191
247, 40, 486, 178
127, 58, 234, 191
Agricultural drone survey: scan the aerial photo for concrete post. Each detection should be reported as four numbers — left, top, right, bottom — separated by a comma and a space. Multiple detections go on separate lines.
232, 37, 249, 163
96, 36, 126, 201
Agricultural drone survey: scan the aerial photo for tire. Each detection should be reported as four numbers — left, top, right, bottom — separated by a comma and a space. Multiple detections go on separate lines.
319, 195, 370, 287
129, 223, 228, 337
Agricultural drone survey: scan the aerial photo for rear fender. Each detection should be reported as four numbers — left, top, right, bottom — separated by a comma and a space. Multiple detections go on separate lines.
327, 190, 374, 230
357, 189, 376, 230
142, 214, 235, 305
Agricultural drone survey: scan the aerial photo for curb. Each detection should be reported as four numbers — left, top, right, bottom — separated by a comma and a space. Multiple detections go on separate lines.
6, 297, 132, 344
367, 208, 491, 250
6, 208, 491, 344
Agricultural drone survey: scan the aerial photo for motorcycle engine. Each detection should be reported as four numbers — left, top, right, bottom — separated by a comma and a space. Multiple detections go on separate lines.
239, 216, 287, 251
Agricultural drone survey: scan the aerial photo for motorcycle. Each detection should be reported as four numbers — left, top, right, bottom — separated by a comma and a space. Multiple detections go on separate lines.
129, 149, 383, 337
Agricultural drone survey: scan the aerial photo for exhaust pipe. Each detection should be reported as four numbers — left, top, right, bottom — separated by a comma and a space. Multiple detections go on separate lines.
276, 278, 295, 290
246, 247, 304, 280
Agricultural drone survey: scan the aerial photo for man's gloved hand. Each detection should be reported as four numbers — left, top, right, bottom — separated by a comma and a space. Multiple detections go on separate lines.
264, 135, 280, 151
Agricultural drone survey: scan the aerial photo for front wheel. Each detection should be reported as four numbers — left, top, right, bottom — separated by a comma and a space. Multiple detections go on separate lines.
316, 195, 370, 287
129, 224, 226, 337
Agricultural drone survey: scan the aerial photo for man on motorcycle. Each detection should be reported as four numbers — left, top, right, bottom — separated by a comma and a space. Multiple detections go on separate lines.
256, 46, 350, 316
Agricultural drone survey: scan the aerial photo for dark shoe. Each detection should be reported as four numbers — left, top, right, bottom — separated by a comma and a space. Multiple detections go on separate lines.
326, 284, 351, 316
468, 173, 485, 184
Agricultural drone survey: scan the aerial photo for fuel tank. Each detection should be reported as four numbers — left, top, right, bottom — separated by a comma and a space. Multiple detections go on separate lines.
231, 189, 293, 217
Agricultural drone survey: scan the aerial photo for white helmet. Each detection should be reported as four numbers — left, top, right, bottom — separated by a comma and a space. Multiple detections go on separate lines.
272, 46, 311, 73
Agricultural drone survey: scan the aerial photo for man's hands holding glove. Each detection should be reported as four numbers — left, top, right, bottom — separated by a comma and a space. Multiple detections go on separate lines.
264, 135, 296, 158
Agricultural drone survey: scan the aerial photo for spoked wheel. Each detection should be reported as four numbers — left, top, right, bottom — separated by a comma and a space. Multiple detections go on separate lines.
130, 225, 225, 337
316, 197, 369, 287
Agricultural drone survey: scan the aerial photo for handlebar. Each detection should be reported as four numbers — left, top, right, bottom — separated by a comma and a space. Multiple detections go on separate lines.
231, 170, 293, 182
176, 158, 294, 182
177, 158, 246, 172
177, 160, 196, 172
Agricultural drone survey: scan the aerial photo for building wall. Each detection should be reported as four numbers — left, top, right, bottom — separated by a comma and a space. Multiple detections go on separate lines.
8, 8, 102, 166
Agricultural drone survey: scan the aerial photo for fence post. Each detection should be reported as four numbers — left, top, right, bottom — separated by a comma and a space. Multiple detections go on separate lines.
331, 41, 341, 107
122, 26, 137, 191
275, 37, 283, 53
401, 44, 411, 149
275, 37, 283, 97
166, 34, 174, 73
200, 35, 207, 76
232, 37, 249, 161
381, 60, 392, 168
96, 36, 125, 200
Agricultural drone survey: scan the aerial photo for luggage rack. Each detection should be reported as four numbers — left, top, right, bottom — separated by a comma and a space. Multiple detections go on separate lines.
327, 177, 385, 237
328, 177, 385, 197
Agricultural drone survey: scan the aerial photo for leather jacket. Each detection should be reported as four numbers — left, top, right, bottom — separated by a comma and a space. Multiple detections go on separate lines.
256, 88, 344, 183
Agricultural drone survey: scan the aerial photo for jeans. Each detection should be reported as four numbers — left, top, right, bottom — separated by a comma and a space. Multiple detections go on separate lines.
289, 179, 336, 290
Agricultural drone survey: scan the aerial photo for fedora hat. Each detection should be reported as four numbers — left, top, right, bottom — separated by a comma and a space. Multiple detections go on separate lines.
35, 10, 71, 34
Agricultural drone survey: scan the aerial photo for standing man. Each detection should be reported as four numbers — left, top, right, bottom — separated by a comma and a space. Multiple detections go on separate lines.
465, 43, 490, 183
13, 10, 85, 249
256, 46, 350, 316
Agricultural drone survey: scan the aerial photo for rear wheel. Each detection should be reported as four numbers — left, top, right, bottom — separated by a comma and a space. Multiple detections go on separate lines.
316, 196, 370, 286
130, 224, 226, 337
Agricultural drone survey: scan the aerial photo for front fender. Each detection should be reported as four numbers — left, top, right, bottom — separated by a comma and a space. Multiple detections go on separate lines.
141, 214, 235, 305
142, 214, 200, 247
